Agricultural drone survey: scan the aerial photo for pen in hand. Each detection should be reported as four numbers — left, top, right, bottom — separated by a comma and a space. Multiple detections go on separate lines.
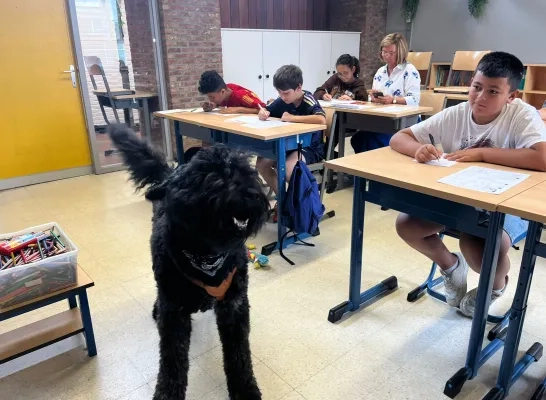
428, 134, 440, 161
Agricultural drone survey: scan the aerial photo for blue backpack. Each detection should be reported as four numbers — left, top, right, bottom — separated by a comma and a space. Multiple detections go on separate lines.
279, 153, 325, 265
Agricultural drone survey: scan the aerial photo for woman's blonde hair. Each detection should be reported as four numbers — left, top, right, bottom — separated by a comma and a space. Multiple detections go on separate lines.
379, 33, 409, 65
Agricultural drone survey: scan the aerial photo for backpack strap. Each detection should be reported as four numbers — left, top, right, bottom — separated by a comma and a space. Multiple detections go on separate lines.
279, 230, 315, 266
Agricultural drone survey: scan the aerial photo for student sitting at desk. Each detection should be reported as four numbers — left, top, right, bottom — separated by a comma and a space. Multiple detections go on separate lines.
257, 65, 326, 222
198, 70, 266, 114
313, 54, 368, 101
351, 33, 421, 154
390, 51, 546, 317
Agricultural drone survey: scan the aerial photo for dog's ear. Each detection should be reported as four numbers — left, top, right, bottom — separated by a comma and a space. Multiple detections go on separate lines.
145, 184, 167, 201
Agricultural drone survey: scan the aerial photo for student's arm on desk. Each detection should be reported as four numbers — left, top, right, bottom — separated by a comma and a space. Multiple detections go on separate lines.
390, 128, 441, 163
445, 143, 546, 172
281, 113, 326, 124
220, 107, 259, 114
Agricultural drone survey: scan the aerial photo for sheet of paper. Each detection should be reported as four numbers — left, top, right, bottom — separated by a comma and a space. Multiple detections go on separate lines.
225, 115, 260, 123
241, 120, 292, 129
413, 155, 457, 167
160, 108, 237, 116
437, 166, 530, 194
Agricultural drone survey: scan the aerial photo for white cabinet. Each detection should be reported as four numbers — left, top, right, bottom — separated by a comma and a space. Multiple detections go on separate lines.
331, 33, 362, 72
262, 31, 300, 101
299, 32, 333, 95
221, 30, 264, 99
221, 29, 360, 102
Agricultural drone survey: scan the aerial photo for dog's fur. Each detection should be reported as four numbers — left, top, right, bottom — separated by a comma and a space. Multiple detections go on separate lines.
108, 125, 269, 400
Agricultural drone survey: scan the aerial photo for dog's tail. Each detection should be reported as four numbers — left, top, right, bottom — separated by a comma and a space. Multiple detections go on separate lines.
107, 124, 171, 190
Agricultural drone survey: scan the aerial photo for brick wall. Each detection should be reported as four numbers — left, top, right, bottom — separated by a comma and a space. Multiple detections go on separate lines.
329, 0, 388, 88
157, 0, 223, 154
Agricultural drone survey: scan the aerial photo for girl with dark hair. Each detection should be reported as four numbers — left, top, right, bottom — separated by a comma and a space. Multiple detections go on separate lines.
314, 54, 367, 101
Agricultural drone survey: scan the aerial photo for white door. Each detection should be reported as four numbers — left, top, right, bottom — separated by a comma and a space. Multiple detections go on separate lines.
262, 31, 300, 102
330, 33, 361, 73
299, 32, 332, 95
221, 29, 264, 100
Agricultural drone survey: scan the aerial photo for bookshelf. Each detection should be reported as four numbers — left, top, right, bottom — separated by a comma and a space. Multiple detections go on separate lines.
522, 65, 546, 109
428, 63, 451, 89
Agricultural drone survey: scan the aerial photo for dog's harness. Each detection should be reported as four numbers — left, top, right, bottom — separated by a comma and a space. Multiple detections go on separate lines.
186, 267, 237, 301
170, 249, 237, 300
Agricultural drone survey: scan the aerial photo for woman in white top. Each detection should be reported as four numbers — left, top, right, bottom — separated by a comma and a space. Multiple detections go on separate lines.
350, 33, 421, 153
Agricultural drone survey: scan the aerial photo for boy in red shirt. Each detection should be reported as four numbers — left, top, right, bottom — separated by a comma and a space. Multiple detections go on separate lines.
198, 70, 265, 114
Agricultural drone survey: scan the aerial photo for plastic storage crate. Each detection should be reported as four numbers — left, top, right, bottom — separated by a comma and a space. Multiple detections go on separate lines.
0, 223, 78, 308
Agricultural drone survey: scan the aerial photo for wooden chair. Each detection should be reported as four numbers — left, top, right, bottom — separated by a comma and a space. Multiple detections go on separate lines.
407, 52, 433, 90
447, 50, 491, 86
419, 91, 446, 118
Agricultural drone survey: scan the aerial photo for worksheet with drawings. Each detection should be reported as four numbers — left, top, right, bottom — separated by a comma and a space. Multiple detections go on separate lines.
437, 166, 530, 194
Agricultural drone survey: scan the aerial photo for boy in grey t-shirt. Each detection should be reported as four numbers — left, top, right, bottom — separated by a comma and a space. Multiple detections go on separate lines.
390, 51, 546, 317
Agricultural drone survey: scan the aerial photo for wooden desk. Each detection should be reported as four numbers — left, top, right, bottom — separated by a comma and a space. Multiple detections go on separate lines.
94, 90, 157, 142
0, 266, 96, 364
324, 147, 546, 398
154, 111, 326, 141
325, 147, 545, 211
434, 86, 470, 94
319, 102, 433, 191
154, 111, 329, 257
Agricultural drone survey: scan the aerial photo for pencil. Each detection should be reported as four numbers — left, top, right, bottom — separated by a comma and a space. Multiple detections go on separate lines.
428, 134, 440, 161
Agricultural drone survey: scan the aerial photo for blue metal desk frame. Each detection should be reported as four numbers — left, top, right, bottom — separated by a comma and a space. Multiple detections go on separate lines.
483, 220, 545, 400
172, 119, 317, 256
328, 176, 511, 398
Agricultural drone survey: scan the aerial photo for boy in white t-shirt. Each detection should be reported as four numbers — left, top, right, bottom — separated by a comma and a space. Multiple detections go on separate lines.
390, 51, 546, 317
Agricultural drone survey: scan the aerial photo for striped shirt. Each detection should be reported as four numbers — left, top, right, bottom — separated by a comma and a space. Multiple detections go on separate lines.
266, 91, 326, 159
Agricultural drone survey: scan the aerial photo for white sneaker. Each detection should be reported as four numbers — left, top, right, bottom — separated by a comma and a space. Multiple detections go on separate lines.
459, 276, 509, 318
440, 252, 469, 307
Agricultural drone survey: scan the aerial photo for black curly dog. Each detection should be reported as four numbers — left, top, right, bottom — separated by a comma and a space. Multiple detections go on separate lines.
108, 125, 269, 400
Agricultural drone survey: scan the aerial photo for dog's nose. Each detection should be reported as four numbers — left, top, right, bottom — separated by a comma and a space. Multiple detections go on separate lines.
233, 217, 249, 229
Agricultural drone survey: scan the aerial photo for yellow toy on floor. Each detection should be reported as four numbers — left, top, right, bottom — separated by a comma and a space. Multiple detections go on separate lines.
246, 243, 269, 269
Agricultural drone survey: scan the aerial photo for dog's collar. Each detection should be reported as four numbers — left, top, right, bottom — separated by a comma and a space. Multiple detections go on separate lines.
182, 250, 228, 277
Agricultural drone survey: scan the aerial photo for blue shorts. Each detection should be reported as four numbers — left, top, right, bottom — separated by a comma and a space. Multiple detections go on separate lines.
503, 214, 528, 245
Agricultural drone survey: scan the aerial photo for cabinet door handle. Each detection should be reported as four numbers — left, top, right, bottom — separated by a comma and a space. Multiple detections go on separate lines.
327, 71, 330, 75
258, 75, 262, 79
265, 74, 270, 78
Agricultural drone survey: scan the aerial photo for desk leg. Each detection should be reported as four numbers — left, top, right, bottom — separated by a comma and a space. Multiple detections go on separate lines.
143, 99, 152, 142
328, 177, 398, 323
337, 113, 347, 190
174, 121, 184, 165
321, 112, 338, 199
483, 221, 544, 400
445, 212, 505, 398
276, 138, 287, 247
79, 290, 97, 357
68, 295, 77, 309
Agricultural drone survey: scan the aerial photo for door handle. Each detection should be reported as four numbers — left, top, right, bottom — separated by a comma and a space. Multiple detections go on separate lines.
62, 65, 77, 88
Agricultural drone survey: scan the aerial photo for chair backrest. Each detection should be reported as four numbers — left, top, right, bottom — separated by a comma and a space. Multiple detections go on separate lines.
83, 56, 112, 93
451, 50, 491, 71
408, 51, 433, 90
419, 92, 446, 116
447, 50, 491, 86
407, 52, 433, 71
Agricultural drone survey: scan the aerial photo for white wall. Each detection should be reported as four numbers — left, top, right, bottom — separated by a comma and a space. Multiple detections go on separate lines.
409, 0, 546, 63
75, 0, 138, 125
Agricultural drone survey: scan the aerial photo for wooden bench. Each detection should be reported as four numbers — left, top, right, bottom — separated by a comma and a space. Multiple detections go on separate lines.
0, 265, 96, 364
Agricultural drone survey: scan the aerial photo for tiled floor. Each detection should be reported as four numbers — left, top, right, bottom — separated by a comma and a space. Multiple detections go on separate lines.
1, 168, 546, 399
